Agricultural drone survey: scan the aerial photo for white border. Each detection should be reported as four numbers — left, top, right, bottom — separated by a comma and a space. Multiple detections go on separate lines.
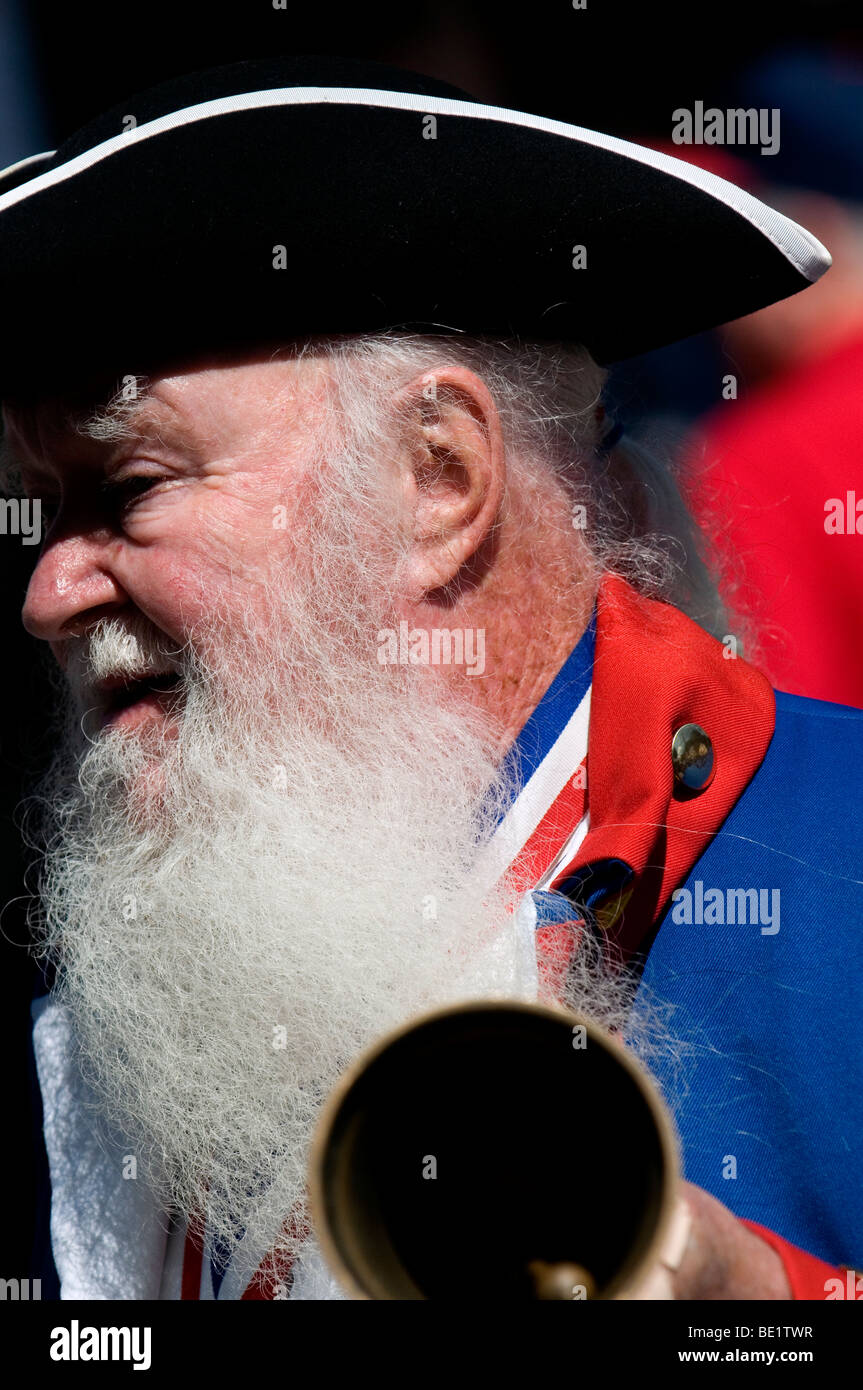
0, 148, 54, 185
0, 86, 831, 282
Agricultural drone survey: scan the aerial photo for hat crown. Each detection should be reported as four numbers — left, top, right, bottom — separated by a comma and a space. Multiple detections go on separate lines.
0, 53, 827, 396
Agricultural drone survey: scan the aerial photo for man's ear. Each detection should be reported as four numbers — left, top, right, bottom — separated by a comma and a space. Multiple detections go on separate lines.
396, 364, 506, 596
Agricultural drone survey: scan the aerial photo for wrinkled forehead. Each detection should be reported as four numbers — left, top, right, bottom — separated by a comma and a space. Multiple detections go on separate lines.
2, 348, 331, 467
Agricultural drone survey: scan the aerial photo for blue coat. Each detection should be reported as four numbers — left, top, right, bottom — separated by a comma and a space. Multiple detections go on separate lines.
640, 688, 863, 1268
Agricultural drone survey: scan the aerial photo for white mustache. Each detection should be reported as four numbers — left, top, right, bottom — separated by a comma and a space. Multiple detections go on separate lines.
65, 616, 182, 706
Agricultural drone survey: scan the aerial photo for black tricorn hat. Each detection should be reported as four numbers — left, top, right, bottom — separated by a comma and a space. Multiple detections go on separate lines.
0, 53, 831, 398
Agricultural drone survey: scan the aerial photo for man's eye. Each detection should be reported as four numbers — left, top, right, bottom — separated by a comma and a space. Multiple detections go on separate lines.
100, 475, 162, 512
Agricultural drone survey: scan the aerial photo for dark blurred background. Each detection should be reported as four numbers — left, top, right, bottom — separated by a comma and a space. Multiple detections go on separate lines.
2, 0, 861, 1273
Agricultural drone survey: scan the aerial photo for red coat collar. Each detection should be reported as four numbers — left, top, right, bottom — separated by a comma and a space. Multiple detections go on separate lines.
553, 575, 775, 963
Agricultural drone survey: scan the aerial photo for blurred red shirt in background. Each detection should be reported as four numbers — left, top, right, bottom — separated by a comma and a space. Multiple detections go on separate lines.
687, 328, 863, 709
653, 142, 863, 709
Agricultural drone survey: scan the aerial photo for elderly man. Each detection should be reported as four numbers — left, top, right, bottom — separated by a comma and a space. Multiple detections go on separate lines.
1, 56, 861, 1302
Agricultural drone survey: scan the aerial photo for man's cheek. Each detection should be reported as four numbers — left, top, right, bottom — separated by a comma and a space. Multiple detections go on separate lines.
203, 492, 299, 582
121, 547, 216, 638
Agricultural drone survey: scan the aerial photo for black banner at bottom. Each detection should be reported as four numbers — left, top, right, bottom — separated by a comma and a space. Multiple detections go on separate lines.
2, 1297, 859, 1376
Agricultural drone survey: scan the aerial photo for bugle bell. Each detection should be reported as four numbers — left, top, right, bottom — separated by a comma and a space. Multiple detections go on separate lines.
308, 1000, 681, 1299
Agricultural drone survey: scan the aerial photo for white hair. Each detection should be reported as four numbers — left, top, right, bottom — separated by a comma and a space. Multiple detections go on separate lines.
274, 331, 730, 639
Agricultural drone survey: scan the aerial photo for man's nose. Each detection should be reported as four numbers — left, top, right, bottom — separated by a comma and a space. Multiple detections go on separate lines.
22, 531, 127, 642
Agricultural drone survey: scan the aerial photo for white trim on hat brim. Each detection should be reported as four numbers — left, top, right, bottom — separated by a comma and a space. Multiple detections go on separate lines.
0, 86, 831, 284
0, 148, 55, 185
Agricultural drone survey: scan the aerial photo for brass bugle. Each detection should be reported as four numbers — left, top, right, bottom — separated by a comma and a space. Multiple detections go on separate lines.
308, 1000, 680, 1299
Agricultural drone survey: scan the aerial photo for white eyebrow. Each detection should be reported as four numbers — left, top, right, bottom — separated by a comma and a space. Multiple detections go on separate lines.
75, 393, 157, 444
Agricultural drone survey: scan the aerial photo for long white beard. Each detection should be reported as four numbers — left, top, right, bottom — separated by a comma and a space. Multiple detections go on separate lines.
29, 530, 547, 1288
29, 427, 660, 1290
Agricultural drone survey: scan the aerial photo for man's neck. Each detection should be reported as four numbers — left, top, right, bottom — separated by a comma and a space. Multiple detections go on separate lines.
400, 489, 596, 754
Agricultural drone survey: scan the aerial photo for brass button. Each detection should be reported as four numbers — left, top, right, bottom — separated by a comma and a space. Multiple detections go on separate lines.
671, 723, 715, 792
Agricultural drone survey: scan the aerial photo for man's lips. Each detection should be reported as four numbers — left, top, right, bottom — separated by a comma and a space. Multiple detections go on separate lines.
94, 672, 183, 728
